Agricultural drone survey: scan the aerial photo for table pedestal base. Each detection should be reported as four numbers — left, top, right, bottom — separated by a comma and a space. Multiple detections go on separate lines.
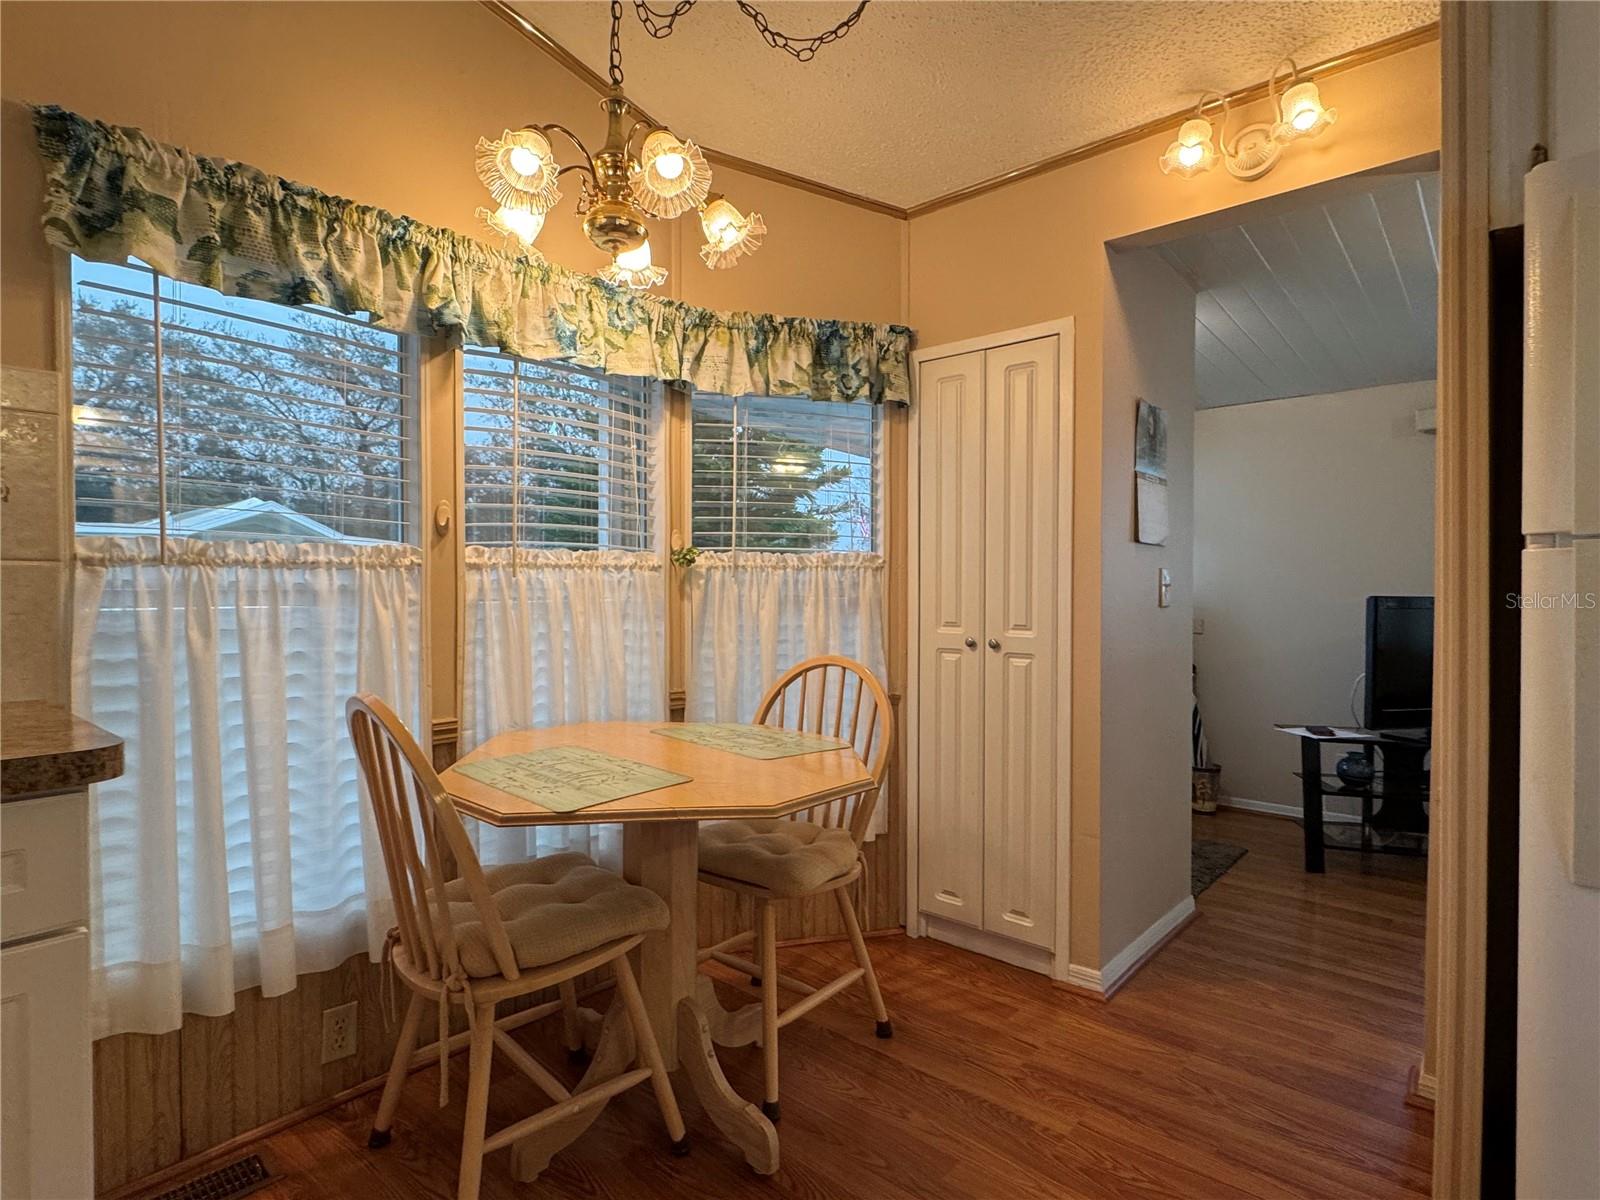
509, 997, 635, 1182
677, 994, 780, 1173
511, 820, 780, 1179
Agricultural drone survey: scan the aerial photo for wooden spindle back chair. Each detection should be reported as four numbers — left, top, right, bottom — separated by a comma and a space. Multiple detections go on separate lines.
348, 694, 519, 989
697, 656, 895, 1122
755, 655, 893, 846
347, 693, 687, 1200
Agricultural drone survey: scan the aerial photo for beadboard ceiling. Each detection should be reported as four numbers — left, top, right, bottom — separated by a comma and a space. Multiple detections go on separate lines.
1155, 171, 1440, 408
505, 1, 1438, 209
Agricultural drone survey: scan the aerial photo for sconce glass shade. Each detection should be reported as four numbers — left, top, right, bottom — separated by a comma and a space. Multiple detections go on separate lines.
698, 196, 767, 269
631, 131, 711, 219
478, 203, 545, 248
601, 239, 668, 290
1159, 117, 1218, 177
1274, 81, 1337, 142
476, 129, 562, 212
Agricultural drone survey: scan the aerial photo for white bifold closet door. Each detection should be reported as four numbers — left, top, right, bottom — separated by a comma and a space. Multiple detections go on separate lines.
917, 336, 1060, 950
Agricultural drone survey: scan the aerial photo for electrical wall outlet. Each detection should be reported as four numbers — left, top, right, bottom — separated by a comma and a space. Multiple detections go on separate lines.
321, 1001, 358, 1064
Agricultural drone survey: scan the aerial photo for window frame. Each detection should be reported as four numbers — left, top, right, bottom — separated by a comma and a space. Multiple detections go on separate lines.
688, 390, 883, 555
459, 345, 663, 557
64, 255, 425, 556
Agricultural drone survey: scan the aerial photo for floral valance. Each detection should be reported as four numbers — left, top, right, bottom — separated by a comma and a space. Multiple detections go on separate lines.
32, 106, 913, 405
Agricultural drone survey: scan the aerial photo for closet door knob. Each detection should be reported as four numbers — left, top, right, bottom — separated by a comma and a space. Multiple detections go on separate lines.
964, 637, 977, 648
988, 638, 1001, 651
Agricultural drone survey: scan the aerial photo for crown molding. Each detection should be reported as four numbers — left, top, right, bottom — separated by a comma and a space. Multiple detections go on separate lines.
905, 21, 1441, 217
482, 2, 1440, 223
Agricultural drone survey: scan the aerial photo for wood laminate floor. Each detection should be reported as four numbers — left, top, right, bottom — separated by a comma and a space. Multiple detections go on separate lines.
129, 811, 1431, 1199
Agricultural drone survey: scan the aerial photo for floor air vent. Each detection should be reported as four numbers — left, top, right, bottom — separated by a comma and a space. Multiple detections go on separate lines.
150, 1155, 271, 1200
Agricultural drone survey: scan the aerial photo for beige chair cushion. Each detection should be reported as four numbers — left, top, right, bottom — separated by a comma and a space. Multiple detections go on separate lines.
438, 853, 669, 979
698, 820, 860, 897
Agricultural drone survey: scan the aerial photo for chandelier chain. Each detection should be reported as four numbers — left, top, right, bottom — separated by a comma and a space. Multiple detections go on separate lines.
734, 0, 869, 62
633, 0, 697, 39
630, 0, 868, 62
609, 0, 626, 87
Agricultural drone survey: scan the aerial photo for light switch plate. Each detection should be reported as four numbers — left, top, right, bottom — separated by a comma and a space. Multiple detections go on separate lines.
1158, 567, 1172, 608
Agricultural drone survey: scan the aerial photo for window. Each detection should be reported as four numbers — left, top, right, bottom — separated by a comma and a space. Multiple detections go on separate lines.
691, 393, 879, 552
67, 257, 425, 1037
69, 257, 417, 545
462, 350, 656, 550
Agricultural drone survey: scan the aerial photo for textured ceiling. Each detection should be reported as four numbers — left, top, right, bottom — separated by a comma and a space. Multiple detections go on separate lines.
507, 1, 1438, 208
1154, 171, 1440, 408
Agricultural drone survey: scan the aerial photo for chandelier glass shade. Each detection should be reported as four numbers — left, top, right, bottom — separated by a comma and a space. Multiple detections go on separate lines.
698, 195, 767, 269
476, 129, 562, 212
600, 239, 669, 290
631, 130, 710, 218
477, 203, 546, 245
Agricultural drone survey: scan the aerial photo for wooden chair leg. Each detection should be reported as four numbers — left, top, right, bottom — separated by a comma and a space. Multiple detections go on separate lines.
369, 991, 426, 1148
558, 979, 586, 1061
835, 886, 892, 1037
758, 900, 780, 1121
611, 953, 690, 1155
456, 1003, 497, 1200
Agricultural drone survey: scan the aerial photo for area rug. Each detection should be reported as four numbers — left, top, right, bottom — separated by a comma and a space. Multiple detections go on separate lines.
1192, 839, 1248, 896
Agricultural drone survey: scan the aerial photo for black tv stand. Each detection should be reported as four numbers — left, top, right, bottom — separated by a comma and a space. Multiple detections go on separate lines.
1275, 725, 1430, 872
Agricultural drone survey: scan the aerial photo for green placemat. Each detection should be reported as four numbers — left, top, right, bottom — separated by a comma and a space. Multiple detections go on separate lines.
651, 723, 850, 760
454, 746, 690, 813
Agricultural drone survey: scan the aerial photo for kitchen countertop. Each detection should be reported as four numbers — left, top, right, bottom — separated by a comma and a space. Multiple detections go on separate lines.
1, 702, 124, 800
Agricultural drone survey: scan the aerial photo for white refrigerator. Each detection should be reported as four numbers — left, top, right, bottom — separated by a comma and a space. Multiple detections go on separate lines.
1518, 148, 1600, 1200
1521, 149, 1600, 891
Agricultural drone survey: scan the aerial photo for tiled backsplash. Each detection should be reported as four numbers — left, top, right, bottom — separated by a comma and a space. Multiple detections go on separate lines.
0, 365, 67, 703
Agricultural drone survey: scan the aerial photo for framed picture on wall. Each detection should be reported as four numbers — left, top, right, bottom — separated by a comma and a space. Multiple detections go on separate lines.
1135, 398, 1169, 546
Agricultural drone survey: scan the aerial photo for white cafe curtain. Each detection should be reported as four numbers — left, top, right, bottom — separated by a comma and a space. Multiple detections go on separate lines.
71, 536, 422, 1039
459, 546, 666, 869
685, 550, 888, 839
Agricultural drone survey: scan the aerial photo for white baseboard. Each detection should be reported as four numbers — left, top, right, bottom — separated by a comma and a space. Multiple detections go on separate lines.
1064, 894, 1195, 997
1215, 795, 1362, 824
922, 914, 1056, 977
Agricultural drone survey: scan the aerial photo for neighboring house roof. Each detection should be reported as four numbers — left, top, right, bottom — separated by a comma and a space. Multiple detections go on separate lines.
76, 497, 385, 542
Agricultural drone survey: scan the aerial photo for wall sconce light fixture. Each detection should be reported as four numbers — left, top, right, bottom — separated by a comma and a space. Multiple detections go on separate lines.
1160, 60, 1338, 182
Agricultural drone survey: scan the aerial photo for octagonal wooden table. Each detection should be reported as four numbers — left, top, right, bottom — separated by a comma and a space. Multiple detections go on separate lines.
440, 720, 874, 1179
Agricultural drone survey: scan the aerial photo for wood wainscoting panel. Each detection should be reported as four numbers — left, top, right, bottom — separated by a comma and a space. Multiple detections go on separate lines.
92, 953, 618, 1195
93, 956, 397, 1194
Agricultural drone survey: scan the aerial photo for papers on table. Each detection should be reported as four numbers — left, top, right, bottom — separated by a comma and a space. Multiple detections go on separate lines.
651, 722, 849, 760
454, 746, 690, 813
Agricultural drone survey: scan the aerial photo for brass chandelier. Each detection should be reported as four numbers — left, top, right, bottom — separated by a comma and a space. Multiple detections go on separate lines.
476, 0, 868, 290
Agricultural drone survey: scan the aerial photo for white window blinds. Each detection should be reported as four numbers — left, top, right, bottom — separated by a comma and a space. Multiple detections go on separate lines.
463, 349, 656, 551
70, 257, 417, 546
691, 392, 878, 553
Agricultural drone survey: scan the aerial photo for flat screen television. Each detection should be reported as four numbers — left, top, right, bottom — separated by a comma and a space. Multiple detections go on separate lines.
1364, 595, 1434, 731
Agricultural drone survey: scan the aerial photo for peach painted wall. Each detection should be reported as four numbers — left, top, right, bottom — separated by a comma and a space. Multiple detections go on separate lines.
0, 0, 907, 706
907, 40, 1440, 968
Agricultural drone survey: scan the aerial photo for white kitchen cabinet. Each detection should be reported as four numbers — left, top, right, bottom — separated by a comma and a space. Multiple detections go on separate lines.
2, 930, 93, 1200
0, 791, 94, 1200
